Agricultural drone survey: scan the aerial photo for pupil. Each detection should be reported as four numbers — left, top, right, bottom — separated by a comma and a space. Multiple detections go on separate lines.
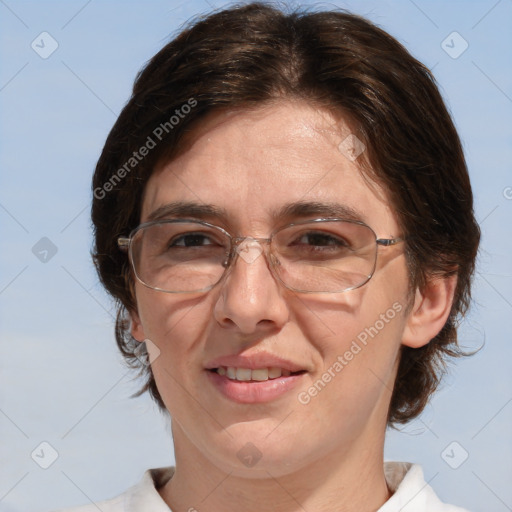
308, 233, 334, 245
183, 234, 206, 246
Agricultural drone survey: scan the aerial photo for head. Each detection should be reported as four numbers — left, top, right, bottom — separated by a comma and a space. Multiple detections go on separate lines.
92, 1, 479, 470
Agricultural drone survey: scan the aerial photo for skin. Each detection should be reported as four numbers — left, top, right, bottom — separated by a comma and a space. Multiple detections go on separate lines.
131, 100, 456, 512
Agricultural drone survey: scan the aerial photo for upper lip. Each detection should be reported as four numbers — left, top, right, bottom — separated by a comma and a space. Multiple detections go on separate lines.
205, 352, 307, 373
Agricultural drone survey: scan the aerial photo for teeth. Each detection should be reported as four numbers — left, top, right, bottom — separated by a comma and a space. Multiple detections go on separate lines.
251, 368, 269, 381
216, 366, 297, 381
268, 367, 282, 378
236, 368, 252, 381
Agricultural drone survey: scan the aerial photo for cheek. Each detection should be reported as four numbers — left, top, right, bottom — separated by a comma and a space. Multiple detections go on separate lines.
297, 294, 406, 383
134, 290, 216, 414
134, 287, 215, 373
293, 271, 409, 359
292, 258, 409, 401
136, 286, 205, 338
293, 302, 405, 437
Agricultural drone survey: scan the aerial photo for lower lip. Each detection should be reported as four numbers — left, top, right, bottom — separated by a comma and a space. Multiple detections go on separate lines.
206, 370, 305, 403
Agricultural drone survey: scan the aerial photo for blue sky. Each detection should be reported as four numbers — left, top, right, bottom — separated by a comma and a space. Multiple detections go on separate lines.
0, 1, 511, 511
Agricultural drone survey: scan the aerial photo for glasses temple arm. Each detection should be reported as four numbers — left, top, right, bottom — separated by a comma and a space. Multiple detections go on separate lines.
117, 237, 130, 251
376, 236, 404, 247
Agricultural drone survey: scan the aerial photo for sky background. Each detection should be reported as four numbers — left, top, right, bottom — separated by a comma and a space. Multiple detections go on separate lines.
0, 1, 511, 511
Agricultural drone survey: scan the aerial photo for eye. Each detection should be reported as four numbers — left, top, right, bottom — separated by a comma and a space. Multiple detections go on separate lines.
294, 231, 350, 249
171, 233, 217, 248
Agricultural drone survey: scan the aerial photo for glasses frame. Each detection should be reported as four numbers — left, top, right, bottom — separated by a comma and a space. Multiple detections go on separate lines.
117, 218, 403, 294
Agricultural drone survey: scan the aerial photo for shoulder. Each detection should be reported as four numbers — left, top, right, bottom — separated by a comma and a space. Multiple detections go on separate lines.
380, 462, 470, 512
52, 467, 175, 512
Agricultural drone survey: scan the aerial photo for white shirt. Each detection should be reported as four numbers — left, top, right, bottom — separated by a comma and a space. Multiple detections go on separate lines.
54, 462, 469, 512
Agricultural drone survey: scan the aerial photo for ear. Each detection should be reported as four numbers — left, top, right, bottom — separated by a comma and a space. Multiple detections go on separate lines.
130, 308, 146, 342
402, 275, 457, 349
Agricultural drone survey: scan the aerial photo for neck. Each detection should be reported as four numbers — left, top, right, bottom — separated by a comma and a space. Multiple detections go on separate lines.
159, 425, 391, 512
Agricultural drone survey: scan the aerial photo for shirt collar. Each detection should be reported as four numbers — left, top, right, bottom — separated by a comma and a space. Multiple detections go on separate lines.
122, 463, 465, 512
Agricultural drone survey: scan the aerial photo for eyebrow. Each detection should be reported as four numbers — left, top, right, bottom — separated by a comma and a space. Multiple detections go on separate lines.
146, 201, 229, 223
274, 201, 365, 223
145, 200, 365, 225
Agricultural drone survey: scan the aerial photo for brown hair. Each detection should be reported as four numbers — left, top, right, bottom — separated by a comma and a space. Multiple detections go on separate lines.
92, 2, 480, 425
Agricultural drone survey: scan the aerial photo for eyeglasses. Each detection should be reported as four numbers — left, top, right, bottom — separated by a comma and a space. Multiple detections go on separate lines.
117, 218, 403, 294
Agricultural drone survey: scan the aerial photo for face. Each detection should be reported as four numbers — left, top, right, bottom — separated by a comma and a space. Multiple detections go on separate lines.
131, 101, 412, 477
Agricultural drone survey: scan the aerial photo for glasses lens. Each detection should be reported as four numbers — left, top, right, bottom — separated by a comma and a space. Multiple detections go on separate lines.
272, 220, 377, 292
130, 221, 230, 292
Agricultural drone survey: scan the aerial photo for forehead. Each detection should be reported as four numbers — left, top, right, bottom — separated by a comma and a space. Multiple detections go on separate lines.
142, 101, 398, 234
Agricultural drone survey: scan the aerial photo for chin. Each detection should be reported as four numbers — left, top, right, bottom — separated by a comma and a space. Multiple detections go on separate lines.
202, 427, 316, 476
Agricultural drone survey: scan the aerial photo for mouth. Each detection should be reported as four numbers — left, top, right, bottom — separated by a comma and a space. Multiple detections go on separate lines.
206, 365, 307, 403
209, 366, 307, 382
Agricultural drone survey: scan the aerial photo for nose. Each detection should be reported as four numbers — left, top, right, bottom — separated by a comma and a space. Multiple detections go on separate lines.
213, 239, 289, 334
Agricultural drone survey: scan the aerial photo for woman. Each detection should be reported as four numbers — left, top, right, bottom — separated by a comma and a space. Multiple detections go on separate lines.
59, 3, 479, 510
